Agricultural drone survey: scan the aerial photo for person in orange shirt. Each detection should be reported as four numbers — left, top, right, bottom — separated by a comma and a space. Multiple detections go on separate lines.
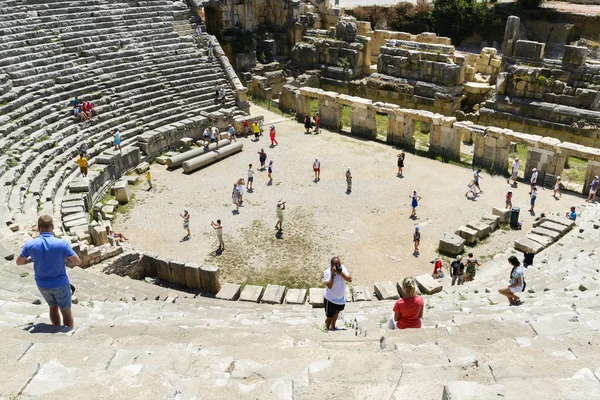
77, 154, 88, 177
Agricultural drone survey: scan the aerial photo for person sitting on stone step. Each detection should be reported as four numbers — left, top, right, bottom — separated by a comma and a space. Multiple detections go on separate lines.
498, 255, 525, 306
388, 277, 424, 330
105, 226, 128, 242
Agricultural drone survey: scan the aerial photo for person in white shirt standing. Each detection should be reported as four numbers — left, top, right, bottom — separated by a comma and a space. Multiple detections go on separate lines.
507, 157, 519, 186
323, 257, 353, 331
529, 168, 538, 192
246, 164, 254, 191
313, 157, 321, 181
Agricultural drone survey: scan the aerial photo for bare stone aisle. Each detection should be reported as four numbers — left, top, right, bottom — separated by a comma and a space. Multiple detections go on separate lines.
115, 104, 585, 287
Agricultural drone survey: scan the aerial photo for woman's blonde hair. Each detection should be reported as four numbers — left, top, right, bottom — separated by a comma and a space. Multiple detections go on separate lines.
402, 277, 417, 298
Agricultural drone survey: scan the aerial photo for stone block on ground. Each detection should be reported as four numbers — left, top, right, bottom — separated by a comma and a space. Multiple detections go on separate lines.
481, 214, 500, 231
531, 226, 561, 241
542, 215, 575, 229
514, 237, 544, 253
415, 274, 443, 295
183, 262, 201, 289
261, 284, 286, 304
526, 233, 553, 247
135, 162, 150, 174
284, 288, 307, 304
181, 137, 193, 149
492, 207, 511, 224
239, 285, 264, 302
169, 259, 187, 286
113, 180, 131, 204
200, 265, 221, 293
374, 281, 400, 300
456, 226, 478, 244
466, 220, 491, 239
539, 221, 569, 235
89, 224, 108, 246
439, 234, 465, 255
155, 156, 169, 165
215, 283, 241, 301
352, 286, 371, 302
155, 256, 172, 282
309, 288, 324, 308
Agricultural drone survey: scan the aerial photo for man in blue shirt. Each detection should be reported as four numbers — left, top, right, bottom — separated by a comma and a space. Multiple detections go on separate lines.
16, 215, 81, 328
567, 206, 577, 221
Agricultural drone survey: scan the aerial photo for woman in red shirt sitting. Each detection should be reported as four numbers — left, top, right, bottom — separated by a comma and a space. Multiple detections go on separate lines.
389, 277, 424, 329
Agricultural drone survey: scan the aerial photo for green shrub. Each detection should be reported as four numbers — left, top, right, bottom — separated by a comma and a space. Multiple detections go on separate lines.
517, 0, 544, 9
431, 0, 498, 45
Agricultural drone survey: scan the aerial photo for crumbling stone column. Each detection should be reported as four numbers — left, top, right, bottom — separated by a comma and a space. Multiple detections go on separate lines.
501, 16, 520, 58
386, 109, 415, 149
473, 127, 510, 172
350, 98, 376, 139
318, 92, 342, 131
296, 92, 311, 123
429, 116, 460, 159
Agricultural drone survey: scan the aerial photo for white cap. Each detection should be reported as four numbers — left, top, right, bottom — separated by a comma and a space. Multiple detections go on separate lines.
184, 208, 188, 212
596, 176, 599, 179
532, 168, 537, 171
556, 176, 561, 180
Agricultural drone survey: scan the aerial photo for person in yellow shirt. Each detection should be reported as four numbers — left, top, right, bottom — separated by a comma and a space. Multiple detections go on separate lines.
253, 120, 260, 141
146, 171, 152, 190
77, 154, 88, 177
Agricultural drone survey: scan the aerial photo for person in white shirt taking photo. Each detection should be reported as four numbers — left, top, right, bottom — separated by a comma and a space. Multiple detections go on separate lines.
323, 257, 352, 331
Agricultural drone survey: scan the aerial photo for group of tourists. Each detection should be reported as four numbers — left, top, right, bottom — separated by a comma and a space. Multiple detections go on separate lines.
303, 114, 320, 134
72, 97, 100, 123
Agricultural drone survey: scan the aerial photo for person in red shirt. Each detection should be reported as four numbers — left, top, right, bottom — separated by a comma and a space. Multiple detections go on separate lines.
243, 120, 249, 138
431, 257, 444, 279
390, 277, 424, 329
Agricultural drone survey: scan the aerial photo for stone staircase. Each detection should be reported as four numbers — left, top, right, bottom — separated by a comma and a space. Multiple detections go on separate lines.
2, 204, 600, 399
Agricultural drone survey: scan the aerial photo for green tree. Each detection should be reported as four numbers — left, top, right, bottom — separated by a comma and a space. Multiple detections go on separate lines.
431, 0, 493, 44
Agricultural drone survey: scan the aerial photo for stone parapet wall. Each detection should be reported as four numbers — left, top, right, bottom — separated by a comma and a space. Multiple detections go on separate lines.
366, 30, 452, 65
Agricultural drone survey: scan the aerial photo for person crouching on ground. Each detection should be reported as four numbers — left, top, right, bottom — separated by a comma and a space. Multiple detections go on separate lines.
16, 215, 81, 328
388, 277, 424, 329
498, 255, 525, 306
431, 256, 444, 279
323, 257, 352, 331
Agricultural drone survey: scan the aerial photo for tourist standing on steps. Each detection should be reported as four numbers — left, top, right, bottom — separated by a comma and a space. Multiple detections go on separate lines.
388, 277, 423, 330
313, 157, 321, 181
304, 114, 311, 134
146, 171, 152, 189
528, 186, 538, 213
587, 175, 600, 202
232, 183, 240, 211
180, 208, 191, 238
258, 148, 267, 170
323, 257, 352, 331
413, 227, 420, 254
498, 255, 525, 306
269, 125, 278, 146
77, 153, 88, 177
345, 167, 352, 193
409, 191, 421, 217
113, 129, 121, 153
473, 169, 483, 193
522, 247, 535, 268
275, 200, 286, 230
247, 164, 254, 191
464, 253, 480, 282
268, 160, 273, 184
80, 142, 88, 157
529, 168, 538, 190
553, 176, 562, 199
450, 255, 464, 286
16, 215, 81, 329
211, 220, 224, 251
397, 151, 405, 176
207, 38, 214, 59
507, 157, 519, 185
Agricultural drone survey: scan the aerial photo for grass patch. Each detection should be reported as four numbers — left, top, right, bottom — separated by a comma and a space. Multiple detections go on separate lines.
341, 104, 351, 127
6, 158, 18, 168
20, 272, 29, 278
247, 95, 295, 119
310, 98, 319, 116
413, 121, 430, 149
562, 156, 587, 185
376, 112, 387, 141
35, 135, 50, 143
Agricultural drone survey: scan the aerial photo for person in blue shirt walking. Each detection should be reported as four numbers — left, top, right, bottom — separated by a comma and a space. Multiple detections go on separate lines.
16, 215, 81, 328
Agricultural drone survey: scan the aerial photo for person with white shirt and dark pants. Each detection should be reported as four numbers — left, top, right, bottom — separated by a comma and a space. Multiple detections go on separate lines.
323, 257, 352, 331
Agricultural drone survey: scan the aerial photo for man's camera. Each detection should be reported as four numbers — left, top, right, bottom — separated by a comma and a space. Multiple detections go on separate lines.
335, 265, 342, 273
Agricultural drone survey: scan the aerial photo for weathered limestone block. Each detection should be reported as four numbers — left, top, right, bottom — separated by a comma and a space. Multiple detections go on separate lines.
216, 283, 241, 301
261, 284, 286, 304
415, 274, 443, 295
336, 18, 358, 41
155, 256, 172, 282
169, 259, 187, 286
181, 137, 193, 149
514, 237, 544, 253
352, 286, 372, 301
531, 226, 561, 241
430, 117, 459, 158
481, 214, 500, 231
113, 180, 131, 204
539, 221, 569, 235
526, 233, 553, 247
562, 45, 587, 66
309, 288, 325, 308
456, 226, 478, 244
184, 262, 202, 289
439, 234, 465, 256
318, 92, 342, 131
89, 224, 108, 246
514, 40, 545, 60
200, 265, 221, 293
466, 220, 491, 239
284, 288, 307, 304
542, 215, 575, 230
493, 207, 511, 224
374, 281, 400, 300
239, 285, 264, 302
135, 162, 150, 174
501, 16, 520, 57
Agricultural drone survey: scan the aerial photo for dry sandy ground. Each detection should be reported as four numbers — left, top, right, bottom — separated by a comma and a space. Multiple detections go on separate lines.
115, 104, 584, 288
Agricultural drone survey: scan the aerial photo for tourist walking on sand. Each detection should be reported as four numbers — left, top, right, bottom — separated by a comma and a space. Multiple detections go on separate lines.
77, 153, 88, 177
258, 148, 267, 170
313, 114, 320, 134
529, 168, 538, 190
253, 120, 260, 140
236, 179, 245, 203
498, 255, 525, 306
507, 157, 519, 185
269, 124, 278, 146
113, 129, 121, 153
413, 227, 420, 254
505, 191, 513, 210
268, 160, 273, 184
275, 200, 286, 230
465, 179, 478, 199
211, 220, 224, 251
450, 255, 464, 286
473, 169, 483, 193
528, 186, 538, 213
345, 167, 352, 193
304, 114, 311, 134
409, 191, 421, 217
313, 157, 321, 181
323, 257, 352, 331
464, 253, 481, 282
587, 175, 600, 202
16, 215, 81, 328
388, 277, 423, 330
243, 120, 249, 137
553, 176, 562, 198
397, 151, 405, 176
247, 164, 254, 191
146, 171, 152, 189
180, 208, 191, 238
232, 183, 240, 211
228, 124, 237, 143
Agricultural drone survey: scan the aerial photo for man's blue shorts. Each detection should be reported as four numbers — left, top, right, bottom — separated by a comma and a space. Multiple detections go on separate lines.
38, 283, 72, 310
